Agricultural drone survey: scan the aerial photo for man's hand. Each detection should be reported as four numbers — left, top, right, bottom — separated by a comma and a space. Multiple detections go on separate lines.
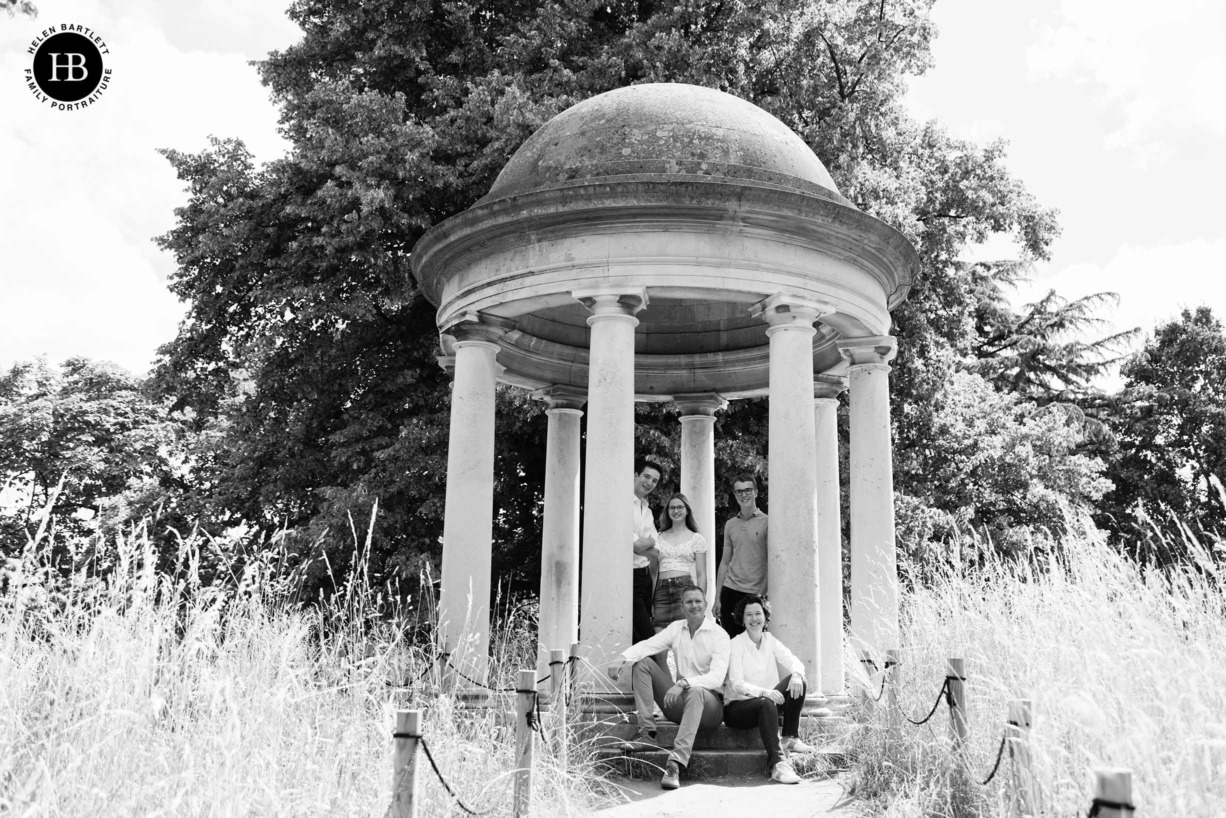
762, 689, 785, 705
608, 659, 626, 681
633, 537, 656, 554
787, 675, 805, 699
663, 683, 685, 709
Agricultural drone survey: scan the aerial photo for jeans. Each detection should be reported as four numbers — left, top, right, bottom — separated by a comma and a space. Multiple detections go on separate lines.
631, 658, 724, 766
722, 673, 806, 769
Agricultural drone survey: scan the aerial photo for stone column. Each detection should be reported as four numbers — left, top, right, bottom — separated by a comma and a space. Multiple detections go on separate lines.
838, 336, 899, 655
674, 393, 728, 598
574, 286, 646, 686
814, 376, 847, 695
753, 292, 830, 682
437, 323, 504, 684
531, 386, 587, 679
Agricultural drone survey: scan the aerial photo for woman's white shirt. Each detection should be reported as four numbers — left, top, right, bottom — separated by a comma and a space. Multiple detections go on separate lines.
725, 630, 805, 702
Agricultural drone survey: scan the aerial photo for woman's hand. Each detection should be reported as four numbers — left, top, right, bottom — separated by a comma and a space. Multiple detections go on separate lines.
762, 689, 785, 705
787, 674, 805, 699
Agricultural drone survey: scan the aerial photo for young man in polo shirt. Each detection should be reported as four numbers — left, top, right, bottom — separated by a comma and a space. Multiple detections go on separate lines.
712, 473, 768, 639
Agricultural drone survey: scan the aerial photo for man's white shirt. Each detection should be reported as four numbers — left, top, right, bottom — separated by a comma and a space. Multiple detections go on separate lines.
632, 495, 656, 569
619, 617, 731, 691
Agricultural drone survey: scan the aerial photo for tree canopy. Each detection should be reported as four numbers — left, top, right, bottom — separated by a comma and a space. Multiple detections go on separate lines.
139, 0, 1087, 594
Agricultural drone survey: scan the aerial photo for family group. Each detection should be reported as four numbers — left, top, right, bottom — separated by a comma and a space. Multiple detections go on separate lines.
610, 459, 812, 790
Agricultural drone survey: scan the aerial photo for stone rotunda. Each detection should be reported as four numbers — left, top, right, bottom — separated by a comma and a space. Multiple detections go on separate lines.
410, 83, 918, 697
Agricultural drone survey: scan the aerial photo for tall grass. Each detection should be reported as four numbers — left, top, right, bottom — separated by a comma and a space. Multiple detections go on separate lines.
845, 519, 1226, 817
0, 525, 615, 817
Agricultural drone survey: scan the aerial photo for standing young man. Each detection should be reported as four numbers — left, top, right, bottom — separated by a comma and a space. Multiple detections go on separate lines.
631, 458, 664, 643
712, 473, 768, 639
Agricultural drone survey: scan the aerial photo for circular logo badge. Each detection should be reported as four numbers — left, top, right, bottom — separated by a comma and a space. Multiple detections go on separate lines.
23, 26, 112, 110
32, 32, 103, 101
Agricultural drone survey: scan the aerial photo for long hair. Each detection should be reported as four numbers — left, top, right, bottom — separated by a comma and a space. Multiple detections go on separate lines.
658, 492, 699, 533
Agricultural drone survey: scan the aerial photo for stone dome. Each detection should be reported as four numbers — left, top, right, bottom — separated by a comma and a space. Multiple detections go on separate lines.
483, 83, 848, 205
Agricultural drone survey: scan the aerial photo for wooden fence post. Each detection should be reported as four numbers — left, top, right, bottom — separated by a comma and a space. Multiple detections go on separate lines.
439, 639, 454, 694
947, 658, 967, 762
1007, 698, 1039, 817
859, 650, 877, 700
391, 709, 422, 818
885, 649, 900, 743
514, 669, 537, 818
1091, 768, 1134, 817
549, 648, 568, 767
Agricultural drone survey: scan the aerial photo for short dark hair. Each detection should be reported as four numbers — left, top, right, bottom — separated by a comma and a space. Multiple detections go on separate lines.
635, 458, 665, 479
680, 584, 706, 600
730, 473, 758, 490
733, 594, 771, 625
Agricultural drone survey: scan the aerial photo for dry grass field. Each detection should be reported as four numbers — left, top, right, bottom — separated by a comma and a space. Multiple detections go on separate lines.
3, 517, 1222, 816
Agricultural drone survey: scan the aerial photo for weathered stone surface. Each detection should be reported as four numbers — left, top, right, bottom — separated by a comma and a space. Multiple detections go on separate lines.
483, 83, 846, 204
410, 84, 918, 398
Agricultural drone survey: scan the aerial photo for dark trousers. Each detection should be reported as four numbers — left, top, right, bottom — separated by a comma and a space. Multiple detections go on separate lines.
632, 567, 655, 643
719, 586, 754, 639
722, 673, 806, 769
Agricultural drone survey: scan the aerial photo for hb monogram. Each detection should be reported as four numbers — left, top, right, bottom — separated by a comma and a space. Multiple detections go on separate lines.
47, 53, 89, 82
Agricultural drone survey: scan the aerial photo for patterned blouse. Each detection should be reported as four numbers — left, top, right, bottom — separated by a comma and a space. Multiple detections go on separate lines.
655, 530, 707, 577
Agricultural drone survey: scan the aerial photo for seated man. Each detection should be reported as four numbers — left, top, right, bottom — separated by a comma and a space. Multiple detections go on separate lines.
608, 584, 730, 790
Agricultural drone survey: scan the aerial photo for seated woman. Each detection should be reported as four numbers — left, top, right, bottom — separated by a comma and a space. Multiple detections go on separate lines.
723, 594, 814, 784
651, 492, 708, 635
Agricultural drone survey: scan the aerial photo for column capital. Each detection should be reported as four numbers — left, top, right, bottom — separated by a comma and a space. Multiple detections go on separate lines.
751, 292, 835, 330
837, 335, 897, 366
572, 285, 648, 321
441, 311, 515, 346
532, 385, 588, 412
814, 375, 848, 401
673, 392, 728, 418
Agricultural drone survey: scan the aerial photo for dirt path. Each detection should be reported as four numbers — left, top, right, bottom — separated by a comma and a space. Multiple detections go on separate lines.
590, 774, 858, 817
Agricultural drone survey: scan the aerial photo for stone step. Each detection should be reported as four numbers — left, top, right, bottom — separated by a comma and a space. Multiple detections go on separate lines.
594, 747, 849, 780
585, 720, 844, 751
575, 706, 852, 749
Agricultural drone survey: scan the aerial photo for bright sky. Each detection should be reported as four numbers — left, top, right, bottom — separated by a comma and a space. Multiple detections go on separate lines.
2, 0, 1223, 380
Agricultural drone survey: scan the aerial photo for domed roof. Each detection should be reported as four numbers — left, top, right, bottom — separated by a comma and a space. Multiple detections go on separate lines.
484, 83, 846, 204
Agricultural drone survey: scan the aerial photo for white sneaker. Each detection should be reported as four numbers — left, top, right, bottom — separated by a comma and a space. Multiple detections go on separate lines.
771, 760, 800, 784
781, 736, 815, 754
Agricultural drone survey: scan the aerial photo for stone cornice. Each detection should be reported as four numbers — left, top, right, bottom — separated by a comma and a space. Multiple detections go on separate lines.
411, 179, 916, 311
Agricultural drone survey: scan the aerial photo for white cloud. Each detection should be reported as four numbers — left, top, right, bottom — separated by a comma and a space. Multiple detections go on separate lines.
1, 0, 299, 376
1028, 0, 1226, 164
1015, 239, 1226, 340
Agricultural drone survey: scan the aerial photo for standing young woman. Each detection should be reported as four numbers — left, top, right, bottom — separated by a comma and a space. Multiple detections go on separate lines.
723, 595, 814, 784
651, 493, 708, 632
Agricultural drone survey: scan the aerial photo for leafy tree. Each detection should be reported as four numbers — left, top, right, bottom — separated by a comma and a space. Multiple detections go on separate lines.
0, 358, 183, 556
153, 0, 1062, 593
1, 0, 37, 18
1099, 307, 1226, 558
967, 261, 1138, 402
894, 370, 1112, 573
